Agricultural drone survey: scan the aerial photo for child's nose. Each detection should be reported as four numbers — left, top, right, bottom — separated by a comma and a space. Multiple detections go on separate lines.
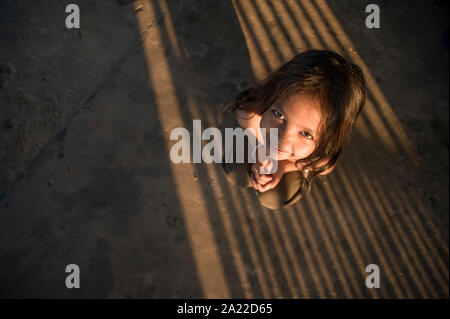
278, 126, 296, 146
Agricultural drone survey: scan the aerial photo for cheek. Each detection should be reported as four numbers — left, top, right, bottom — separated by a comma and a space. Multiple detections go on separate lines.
293, 140, 316, 158
260, 116, 282, 141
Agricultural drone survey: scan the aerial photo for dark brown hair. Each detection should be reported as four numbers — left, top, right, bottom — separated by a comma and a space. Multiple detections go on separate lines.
224, 50, 366, 190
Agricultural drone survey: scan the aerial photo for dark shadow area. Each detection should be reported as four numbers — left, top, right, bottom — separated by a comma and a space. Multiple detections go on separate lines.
324, 0, 449, 237
0, 1, 202, 298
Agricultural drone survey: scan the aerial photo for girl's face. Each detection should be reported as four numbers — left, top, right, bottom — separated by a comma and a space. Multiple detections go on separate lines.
260, 93, 322, 161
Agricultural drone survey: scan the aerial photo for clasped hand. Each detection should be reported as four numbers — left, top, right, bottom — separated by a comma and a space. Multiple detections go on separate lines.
249, 159, 285, 193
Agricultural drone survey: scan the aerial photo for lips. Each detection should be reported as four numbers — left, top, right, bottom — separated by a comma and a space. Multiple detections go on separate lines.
271, 144, 289, 154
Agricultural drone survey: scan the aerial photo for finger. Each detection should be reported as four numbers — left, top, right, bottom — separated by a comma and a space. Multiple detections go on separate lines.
250, 174, 258, 187
251, 176, 262, 192
251, 175, 266, 192
257, 174, 272, 185
253, 166, 272, 185
258, 158, 270, 167
252, 166, 262, 182
255, 176, 272, 188
251, 175, 268, 192
252, 164, 261, 175
260, 174, 281, 191
257, 181, 275, 192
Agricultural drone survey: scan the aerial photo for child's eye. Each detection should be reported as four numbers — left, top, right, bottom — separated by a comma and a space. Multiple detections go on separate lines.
272, 109, 285, 120
300, 131, 313, 139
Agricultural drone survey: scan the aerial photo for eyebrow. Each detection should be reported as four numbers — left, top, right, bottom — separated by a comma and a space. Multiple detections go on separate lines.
275, 104, 317, 136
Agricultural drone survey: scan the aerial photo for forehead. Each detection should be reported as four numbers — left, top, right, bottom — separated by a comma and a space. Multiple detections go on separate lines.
276, 93, 322, 132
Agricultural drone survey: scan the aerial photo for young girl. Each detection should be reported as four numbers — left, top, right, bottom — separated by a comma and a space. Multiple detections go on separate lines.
220, 50, 366, 210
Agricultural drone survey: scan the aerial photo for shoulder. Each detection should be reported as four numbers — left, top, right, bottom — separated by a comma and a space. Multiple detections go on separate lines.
236, 109, 262, 129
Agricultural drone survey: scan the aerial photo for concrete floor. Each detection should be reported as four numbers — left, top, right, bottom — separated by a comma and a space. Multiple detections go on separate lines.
0, 0, 448, 298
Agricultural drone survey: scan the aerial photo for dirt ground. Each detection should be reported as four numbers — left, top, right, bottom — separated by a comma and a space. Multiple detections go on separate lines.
0, 0, 448, 298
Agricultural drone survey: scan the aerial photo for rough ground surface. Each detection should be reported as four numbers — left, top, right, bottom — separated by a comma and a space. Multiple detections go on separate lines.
0, 0, 448, 298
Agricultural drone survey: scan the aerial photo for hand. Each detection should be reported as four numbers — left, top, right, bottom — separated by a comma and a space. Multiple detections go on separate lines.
249, 160, 285, 193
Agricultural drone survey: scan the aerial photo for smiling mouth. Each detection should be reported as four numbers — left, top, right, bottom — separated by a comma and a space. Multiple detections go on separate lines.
271, 144, 289, 154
